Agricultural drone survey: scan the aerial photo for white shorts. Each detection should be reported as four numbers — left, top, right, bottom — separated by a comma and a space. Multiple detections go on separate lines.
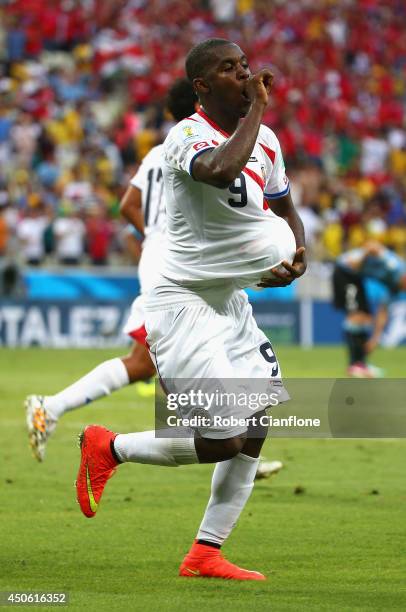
145, 282, 289, 439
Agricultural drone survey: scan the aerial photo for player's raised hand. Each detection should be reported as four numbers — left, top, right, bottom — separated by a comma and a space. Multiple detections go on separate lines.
257, 247, 307, 288
245, 69, 274, 107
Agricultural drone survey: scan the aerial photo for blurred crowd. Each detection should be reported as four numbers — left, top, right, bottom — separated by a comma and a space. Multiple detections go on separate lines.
0, 0, 405, 268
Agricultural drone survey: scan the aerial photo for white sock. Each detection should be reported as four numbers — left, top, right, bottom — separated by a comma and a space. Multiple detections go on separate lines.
114, 430, 198, 466
197, 452, 260, 546
43, 358, 130, 420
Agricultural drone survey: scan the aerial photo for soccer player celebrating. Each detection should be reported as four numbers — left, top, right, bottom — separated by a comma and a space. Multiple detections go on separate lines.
333, 240, 406, 377
25, 76, 283, 480
76, 38, 306, 580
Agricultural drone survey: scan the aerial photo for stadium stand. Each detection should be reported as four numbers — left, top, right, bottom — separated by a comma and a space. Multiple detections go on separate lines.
0, 0, 405, 266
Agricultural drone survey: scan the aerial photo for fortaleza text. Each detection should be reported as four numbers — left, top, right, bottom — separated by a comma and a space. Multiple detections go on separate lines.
166, 415, 321, 428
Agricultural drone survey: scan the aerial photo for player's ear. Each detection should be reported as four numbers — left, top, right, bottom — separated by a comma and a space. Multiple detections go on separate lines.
193, 77, 210, 96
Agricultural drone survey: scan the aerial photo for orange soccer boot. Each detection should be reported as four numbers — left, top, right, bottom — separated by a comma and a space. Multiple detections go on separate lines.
179, 541, 266, 581
76, 425, 119, 518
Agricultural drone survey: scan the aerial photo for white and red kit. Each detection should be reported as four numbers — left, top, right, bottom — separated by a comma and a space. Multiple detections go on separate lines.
144, 110, 293, 439
123, 144, 167, 345
161, 108, 295, 288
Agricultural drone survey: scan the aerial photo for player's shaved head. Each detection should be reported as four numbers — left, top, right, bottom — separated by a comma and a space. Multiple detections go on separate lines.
166, 78, 198, 122
185, 38, 234, 82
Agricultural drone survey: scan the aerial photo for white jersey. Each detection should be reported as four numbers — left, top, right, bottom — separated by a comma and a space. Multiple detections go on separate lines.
130, 144, 166, 246
162, 109, 296, 289
130, 144, 167, 294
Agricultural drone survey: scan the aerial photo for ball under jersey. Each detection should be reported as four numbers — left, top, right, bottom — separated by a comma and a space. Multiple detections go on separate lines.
130, 144, 167, 294
162, 108, 296, 289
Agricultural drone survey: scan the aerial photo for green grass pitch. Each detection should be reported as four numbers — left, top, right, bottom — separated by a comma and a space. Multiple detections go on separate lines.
1, 346, 405, 611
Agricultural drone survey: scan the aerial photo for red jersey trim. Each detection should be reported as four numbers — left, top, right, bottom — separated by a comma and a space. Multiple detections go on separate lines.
196, 109, 230, 138
195, 109, 265, 193
242, 166, 265, 192
259, 143, 276, 163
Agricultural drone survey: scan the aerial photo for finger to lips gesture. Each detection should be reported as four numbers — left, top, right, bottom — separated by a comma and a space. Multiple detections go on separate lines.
246, 69, 274, 105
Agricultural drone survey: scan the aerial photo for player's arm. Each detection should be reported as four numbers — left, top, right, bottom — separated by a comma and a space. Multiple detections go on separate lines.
258, 192, 307, 287
119, 184, 144, 235
192, 70, 273, 188
345, 249, 369, 271
345, 242, 383, 271
365, 304, 388, 353
270, 191, 305, 251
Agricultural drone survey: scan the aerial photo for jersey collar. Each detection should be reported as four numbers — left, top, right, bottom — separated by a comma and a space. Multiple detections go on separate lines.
196, 108, 230, 138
